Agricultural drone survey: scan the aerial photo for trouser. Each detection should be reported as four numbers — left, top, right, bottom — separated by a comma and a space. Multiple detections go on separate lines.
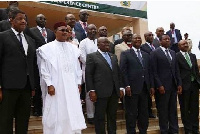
0, 80, 31, 134
178, 80, 199, 133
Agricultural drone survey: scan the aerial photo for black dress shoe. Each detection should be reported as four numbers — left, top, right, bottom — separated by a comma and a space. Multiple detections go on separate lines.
87, 118, 94, 125
149, 114, 156, 118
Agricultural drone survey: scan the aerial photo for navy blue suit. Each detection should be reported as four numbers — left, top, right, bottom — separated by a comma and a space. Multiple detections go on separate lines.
166, 29, 182, 52
150, 47, 182, 134
120, 48, 153, 134
74, 22, 87, 43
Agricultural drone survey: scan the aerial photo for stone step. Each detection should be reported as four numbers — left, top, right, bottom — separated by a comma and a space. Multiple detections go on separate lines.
26, 114, 189, 134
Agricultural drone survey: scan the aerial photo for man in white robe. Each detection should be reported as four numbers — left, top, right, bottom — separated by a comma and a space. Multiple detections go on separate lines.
37, 22, 86, 134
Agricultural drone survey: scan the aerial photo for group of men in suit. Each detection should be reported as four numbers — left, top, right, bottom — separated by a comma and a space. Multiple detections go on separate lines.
0, 3, 199, 134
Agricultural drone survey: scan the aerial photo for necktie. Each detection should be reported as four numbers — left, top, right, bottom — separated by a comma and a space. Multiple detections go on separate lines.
83, 22, 87, 31
137, 49, 143, 67
103, 52, 112, 69
165, 49, 172, 64
42, 28, 47, 38
17, 33, 23, 45
185, 52, 194, 81
151, 44, 155, 50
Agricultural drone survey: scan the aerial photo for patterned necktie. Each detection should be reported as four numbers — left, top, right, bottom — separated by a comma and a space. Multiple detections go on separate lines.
151, 44, 155, 50
165, 49, 172, 64
83, 22, 87, 31
185, 52, 194, 81
42, 28, 47, 38
185, 52, 192, 68
103, 52, 112, 69
137, 49, 143, 67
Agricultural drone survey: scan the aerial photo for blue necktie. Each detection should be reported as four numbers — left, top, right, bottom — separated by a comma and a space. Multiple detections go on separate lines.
103, 52, 112, 69
137, 49, 143, 67
18, 33, 23, 46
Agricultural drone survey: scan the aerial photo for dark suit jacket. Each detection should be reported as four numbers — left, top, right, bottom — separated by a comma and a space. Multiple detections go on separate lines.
166, 29, 182, 44
150, 47, 182, 90
152, 38, 160, 47
0, 8, 8, 21
114, 38, 123, 45
176, 52, 200, 90
0, 20, 10, 32
120, 48, 153, 94
140, 43, 154, 54
30, 27, 55, 48
86, 51, 122, 98
74, 22, 87, 43
0, 29, 36, 90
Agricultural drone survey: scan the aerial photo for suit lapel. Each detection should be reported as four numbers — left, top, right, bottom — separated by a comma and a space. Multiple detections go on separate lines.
178, 52, 190, 68
9, 29, 26, 57
77, 22, 85, 33
158, 47, 170, 63
130, 48, 143, 67
96, 51, 112, 70
35, 28, 46, 42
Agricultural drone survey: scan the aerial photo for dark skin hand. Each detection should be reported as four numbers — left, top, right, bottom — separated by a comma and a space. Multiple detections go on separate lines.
48, 85, 55, 96
177, 85, 182, 95
125, 86, 132, 96
0, 88, 2, 102
150, 88, 155, 97
158, 86, 165, 94
78, 84, 82, 93
120, 90, 124, 98
89, 91, 97, 102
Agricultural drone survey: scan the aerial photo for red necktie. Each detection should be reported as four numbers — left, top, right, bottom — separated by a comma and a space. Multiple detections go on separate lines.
83, 22, 87, 31
42, 29, 46, 38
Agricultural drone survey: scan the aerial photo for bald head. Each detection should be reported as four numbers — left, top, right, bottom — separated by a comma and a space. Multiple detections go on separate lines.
121, 26, 131, 34
97, 37, 110, 52
98, 26, 107, 37
87, 24, 97, 39
155, 27, 164, 38
144, 31, 154, 43
178, 40, 188, 52
36, 14, 46, 28
65, 14, 76, 28
170, 22, 175, 29
79, 9, 89, 22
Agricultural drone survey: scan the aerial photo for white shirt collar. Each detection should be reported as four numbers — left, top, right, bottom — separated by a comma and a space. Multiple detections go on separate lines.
37, 25, 45, 31
11, 27, 24, 37
132, 46, 141, 52
160, 46, 170, 52
98, 49, 108, 55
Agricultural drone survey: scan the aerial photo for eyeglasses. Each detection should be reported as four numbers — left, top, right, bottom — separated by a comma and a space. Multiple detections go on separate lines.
58, 29, 69, 32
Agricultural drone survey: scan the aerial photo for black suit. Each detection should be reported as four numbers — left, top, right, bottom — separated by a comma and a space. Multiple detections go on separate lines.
0, 20, 10, 32
0, 8, 8, 21
150, 47, 182, 134
0, 29, 36, 134
152, 38, 160, 48
176, 52, 200, 134
120, 48, 152, 134
30, 27, 55, 48
86, 51, 122, 134
140, 43, 158, 117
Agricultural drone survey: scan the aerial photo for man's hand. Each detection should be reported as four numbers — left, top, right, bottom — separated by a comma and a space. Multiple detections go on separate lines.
150, 88, 155, 97
158, 86, 165, 94
32, 90, 35, 97
48, 85, 55, 96
89, 91, 97, 102
78, 84, 82, 93
0, 88, 2, 102
120, 90, 124, 98
177, 86, 182, 95
125, 86, 132, 96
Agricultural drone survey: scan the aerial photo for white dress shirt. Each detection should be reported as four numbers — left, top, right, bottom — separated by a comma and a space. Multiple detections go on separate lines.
11, 28, 28, 55
160, 46, 172, 60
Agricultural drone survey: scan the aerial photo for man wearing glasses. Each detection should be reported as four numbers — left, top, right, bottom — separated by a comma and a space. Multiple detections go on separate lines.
37, 22, 86, 134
